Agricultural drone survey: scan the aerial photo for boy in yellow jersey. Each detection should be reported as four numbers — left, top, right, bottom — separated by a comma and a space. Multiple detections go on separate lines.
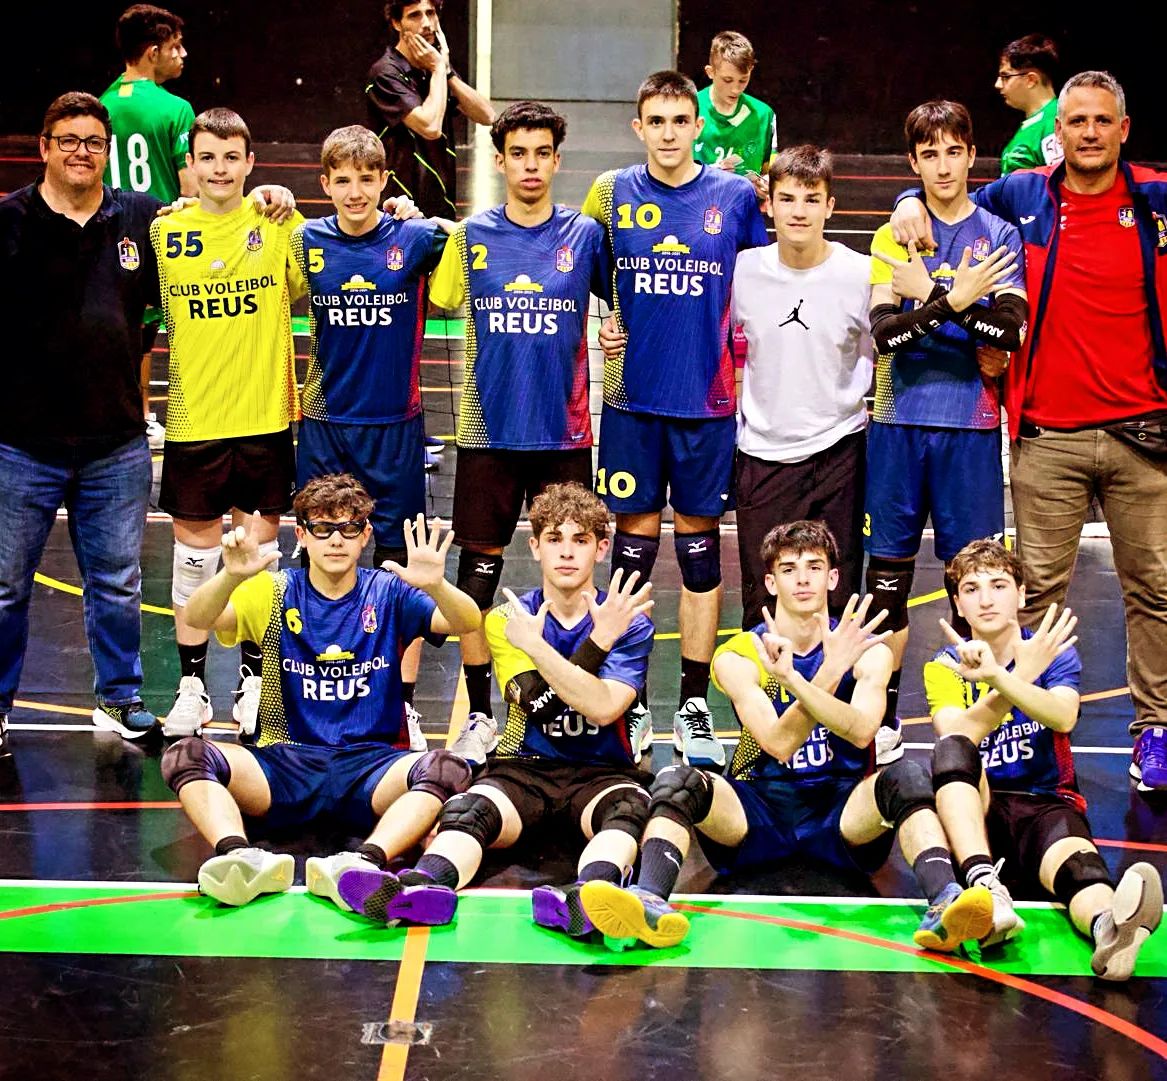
151, 107, 307, 737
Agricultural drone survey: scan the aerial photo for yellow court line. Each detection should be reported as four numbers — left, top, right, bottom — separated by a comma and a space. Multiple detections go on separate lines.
377, 926, 431, 1081
33, 572, 175, 617
13, 699, 93, 718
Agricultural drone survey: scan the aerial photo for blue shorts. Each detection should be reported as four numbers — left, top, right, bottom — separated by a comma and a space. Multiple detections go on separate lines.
246, 741, 410, 834
864, 424, 1004, 561
597, 406, 734, 517
699, 775, 893, 877
297, 415, 426, 549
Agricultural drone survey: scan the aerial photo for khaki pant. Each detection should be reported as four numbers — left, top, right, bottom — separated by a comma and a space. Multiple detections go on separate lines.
1011, 427, 1167, 736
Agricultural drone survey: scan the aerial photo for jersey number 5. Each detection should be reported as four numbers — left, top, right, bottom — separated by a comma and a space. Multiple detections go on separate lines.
165, 230, 203, 258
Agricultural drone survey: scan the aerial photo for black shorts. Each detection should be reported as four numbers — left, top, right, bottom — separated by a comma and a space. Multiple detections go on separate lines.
476, 757, 653, 835
986, 790, 1094, 892
159, 428, 296, 520
452, 447, 592, 549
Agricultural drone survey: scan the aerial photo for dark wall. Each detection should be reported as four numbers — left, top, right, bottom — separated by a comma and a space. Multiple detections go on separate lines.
678, 3, 1164, 159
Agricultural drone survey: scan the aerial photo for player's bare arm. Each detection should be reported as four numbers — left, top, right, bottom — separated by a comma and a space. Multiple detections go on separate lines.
185, 512, 280, 635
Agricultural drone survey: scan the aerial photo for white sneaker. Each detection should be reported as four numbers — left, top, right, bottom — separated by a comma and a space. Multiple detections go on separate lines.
145, 412, 166, 451
232, 666, 262, 738
977, 860, 1025, 948
198, 847, 293, 906
306, 851, 377, 911
405, 702, 428, 752
672, 697, 725, 768
628, 702, 654, 765
449, 711, 499, 766
875, 717, 905, 765
164, 675, 212, 737
1091, 861, 1164, 980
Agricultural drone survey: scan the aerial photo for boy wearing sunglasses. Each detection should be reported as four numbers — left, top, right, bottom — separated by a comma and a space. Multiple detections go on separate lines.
161, 472, 482, 913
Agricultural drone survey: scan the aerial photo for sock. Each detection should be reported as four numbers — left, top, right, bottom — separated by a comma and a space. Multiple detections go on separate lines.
578, 860, 622, 884
240, 639, 262, 679
960, 854, 996, 888
913, 847, 958, 904
402, 681, 415, 707
637, 837, 685, 900
214, 835, 249, 857
177, 642, 208, 682
399, 868, 434, 886
881, 667, 902, 728
357, 842, 388, 870
414, 853, 460, 889
679, 658, 711, 707
464, 663, 492, 716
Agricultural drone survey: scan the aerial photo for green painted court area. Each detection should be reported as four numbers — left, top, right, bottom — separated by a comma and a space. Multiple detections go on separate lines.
3, 884, 1162, 978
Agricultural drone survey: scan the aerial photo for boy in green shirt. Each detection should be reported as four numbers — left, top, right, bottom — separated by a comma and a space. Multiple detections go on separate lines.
996, 33, 1063, 174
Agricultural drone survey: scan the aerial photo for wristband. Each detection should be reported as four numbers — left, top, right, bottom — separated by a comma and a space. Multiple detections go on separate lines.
570, 637, 610, 673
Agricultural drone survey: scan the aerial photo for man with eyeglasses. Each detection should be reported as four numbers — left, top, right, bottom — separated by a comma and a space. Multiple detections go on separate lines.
996, 34, 1063, 175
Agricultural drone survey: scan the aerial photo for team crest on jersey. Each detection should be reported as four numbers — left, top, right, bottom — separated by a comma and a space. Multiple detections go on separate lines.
361, 604, 378, 633
246, 228, 263, 252
972, 236, 991, 261
555, 245, 574, 273
117, 237, 140, 271
1155, 212, 1167, 249
703, 206, 723, 235
386, 246, 404, 271
1118, 206, 1136, 228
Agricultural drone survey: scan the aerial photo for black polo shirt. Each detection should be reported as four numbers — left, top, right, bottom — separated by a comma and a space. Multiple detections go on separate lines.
0, 182, 160, 455
366, 45, 458, 219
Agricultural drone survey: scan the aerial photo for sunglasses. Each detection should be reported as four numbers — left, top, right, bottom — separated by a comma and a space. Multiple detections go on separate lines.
300, 518, 368, 539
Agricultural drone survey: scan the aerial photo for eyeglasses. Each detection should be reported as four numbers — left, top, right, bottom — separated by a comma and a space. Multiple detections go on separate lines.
45, 134, 109, 154
996, 70, 1028, 82
300, 518, 368, 539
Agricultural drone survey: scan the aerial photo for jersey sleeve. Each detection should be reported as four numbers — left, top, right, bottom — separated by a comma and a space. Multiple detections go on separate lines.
171, 100, 196, 173
923, 652, 970, 716
485, 603, 538, 690
994, 219, 1027, 293
586, 218, 613, 307
711, 630, 768, 693
389, 574, 443, 647
869, 224, 907, 287
581, 173, 615, 226
283, 211, 309, 301
971, 175, 1017, 225
1040, 644, 1082, 691
596, 613, 654, 692
762, 104, 778, 171
420, 222, 448, 275
215, 572, 277, 648
427, 223, 466, 309
367, 66, 421, 128
740, 187, 770, 249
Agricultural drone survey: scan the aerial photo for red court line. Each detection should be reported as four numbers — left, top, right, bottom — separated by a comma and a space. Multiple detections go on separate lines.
0, 891, 197, 921
677, 902, 1167, 1061
1098, 839, 1167, 854
0, 801, 180, 812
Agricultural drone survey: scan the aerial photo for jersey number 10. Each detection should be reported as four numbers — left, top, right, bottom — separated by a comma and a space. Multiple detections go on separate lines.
108, 133, 152, 193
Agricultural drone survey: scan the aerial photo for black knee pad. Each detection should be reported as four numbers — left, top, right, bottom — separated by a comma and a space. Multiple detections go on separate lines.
675, 528, 722, 593
1052, 849, 1113, 907
649, 764, 714, 829
161, 736, 231, 795
437, 790, 504, 848
932, 734, 983, 792
865, 556, 915, 632
457, 548, 504, 610
407, 749, 473, 802
610, 531, 660, 587
875, 758, 935, 830
590, 783, 651, 839
374, 545, 407, 570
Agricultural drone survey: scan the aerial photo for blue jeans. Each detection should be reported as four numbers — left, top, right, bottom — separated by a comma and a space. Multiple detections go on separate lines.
0, 436, 151, 712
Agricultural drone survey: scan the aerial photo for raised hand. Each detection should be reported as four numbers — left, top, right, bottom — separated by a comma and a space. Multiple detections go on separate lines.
816, 593, 892, 675
938, 618, 1002, 683
946, 244, 1018, 312
1013, 604, 1078, 679
383, 514, 453, 590
756, 605, 798, 683
584, 568, 653, 649
871, 238, 935, 303
598, 315, 627, 360
500, 586, 550, 654
222, 511, 280, 579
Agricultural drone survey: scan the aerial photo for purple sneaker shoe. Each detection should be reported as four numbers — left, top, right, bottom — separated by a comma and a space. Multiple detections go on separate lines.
337, 867, 458, 926
531, 882, 594, 937
1131, 727, 1167, 792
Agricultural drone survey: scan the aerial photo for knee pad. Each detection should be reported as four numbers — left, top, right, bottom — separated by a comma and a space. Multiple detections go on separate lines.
649, 764, 714, 828
932, 734, 983, 792
407, 749, 473, 803
1052, 849, 1113, 907
875, 758, 935, 830
436, 790, 504, 848
675, 528, 722, 593
610, 531, 660, 588
457, 548, 504, 611
865, 556, 915, 632
257, 539, 280, 571
590, 783, 651, 839
374, 545, 407, 570
161, 736, 231, 795
171, 541, 221, 607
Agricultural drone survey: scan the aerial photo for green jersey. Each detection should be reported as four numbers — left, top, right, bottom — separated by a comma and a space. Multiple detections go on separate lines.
99, 76, 195, 202
1000, 97, 1062, 175
694, 87, 777, 179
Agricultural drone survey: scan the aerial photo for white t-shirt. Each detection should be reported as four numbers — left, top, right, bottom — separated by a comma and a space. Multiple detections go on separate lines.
732, 241, 873, 463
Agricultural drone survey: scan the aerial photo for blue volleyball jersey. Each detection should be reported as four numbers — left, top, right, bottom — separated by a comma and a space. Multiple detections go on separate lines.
582, 164, 769, 418
429, 205, 609, 449
485, 588, 654, 765
292, 214, 446, 424
870, 206, 1025, 428
713, 624, 872, 784
219, 566, 442, 748
924, 631, 1084, 810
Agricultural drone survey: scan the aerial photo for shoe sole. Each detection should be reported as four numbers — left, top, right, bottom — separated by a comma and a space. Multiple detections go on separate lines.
914, 886, 994, 952
531, 886, 593, 937
1129, 760, 1167, 792
199, 852, 293, 907
1092, 862, 1164, 980
876, 743, 906, 766
91, 707, 156, 740
338, 868, 457, 926
579, 881, 690, 949
449, 728, 500, 764
979, 911, 1026, 949
672, 732, 726, 768
305, 858, 354, 911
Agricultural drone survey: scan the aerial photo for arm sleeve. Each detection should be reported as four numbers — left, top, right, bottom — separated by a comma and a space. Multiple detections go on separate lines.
214, 572, 277, 648
870, 287, 954, 353
427, 224, 465, 309
367, 67, 422, 128
954, 291, 1028, 351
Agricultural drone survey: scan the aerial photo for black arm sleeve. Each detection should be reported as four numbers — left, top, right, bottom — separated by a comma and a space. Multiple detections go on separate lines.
870, 286, 954, 353
504, 639, 611, 724
954, 292, 1028, 352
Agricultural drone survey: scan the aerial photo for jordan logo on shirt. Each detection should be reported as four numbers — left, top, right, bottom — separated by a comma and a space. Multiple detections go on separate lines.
779, 299, 808, 330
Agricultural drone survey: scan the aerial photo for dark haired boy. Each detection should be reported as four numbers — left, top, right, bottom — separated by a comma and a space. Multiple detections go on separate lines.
996, 34, 1062, 174
927, 538, 1161, 978
164, 473, 481, 912
580, 520, 993, 953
